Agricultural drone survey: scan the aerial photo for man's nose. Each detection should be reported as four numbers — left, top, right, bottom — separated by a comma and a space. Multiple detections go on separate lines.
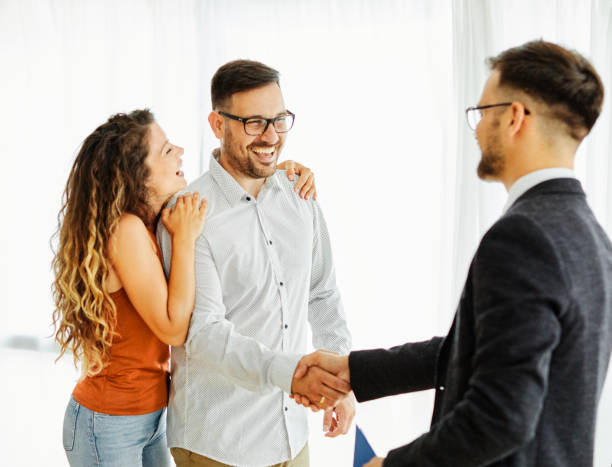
259, 122, 279, 145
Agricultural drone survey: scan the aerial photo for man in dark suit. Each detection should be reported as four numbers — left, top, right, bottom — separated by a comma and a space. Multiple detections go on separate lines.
291, 40, 612, 466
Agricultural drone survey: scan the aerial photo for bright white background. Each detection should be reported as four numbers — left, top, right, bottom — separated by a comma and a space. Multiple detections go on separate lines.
1, 1, 611, 466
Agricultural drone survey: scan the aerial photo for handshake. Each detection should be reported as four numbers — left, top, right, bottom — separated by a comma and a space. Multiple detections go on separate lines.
290, 350, 355, 437
290, 350, 351, 410
291, 351, 385, 465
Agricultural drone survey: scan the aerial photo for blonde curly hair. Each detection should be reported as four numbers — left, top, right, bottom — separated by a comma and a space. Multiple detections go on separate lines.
52, 109, 155, 377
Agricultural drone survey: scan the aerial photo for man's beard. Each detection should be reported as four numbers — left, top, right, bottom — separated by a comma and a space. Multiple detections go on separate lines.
222, 128, 280, 179
477, 120, 505, 180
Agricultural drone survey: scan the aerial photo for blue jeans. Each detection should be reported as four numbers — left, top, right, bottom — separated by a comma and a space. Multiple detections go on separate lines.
63, 396, 171, 467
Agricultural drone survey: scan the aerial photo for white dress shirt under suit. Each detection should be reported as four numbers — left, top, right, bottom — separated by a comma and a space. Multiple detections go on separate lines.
503, 167, 576, 212
157, 155, 351, 467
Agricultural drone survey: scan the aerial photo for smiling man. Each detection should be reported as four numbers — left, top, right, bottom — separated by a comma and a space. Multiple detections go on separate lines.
157, 60, 354, 467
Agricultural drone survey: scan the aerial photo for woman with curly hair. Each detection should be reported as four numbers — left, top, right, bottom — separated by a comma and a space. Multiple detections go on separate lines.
52, 109, 316, 466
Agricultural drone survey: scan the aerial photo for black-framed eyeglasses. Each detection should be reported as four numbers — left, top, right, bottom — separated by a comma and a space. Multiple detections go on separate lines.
217, 110, 296, 136
465, 103, 530, 131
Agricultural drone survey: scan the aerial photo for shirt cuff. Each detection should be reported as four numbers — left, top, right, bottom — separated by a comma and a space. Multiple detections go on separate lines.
269, 352, 303, 394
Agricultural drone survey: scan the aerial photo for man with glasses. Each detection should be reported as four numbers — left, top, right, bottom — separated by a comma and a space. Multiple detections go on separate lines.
157, 59, 354, 467
293, 40, 612, 467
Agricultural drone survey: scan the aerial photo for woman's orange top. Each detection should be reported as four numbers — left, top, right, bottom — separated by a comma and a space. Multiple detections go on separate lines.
73, 246, 170, 415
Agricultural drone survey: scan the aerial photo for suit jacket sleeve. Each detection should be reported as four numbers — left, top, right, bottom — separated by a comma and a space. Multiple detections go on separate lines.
383, 214, 567, 467
349, 338, 444, 402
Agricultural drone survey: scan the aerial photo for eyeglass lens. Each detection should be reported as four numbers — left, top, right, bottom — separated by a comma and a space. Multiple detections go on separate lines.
467, 108, 482, 130
245, 114, 294, 136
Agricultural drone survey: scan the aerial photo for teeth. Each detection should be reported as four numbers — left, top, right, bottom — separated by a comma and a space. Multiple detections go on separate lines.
252, 147, 275, 154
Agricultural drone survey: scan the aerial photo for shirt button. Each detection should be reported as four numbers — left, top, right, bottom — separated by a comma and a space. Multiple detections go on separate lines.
284, 324, 288, 329
280, 281, 284, 286
268, 240, 273, 245
284, 407, 288, 411
439, 386, 445, 391
246, 196, 251, 201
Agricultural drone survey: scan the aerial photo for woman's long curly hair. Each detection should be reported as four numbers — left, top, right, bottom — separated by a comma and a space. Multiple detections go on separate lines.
52, 109, 156, 377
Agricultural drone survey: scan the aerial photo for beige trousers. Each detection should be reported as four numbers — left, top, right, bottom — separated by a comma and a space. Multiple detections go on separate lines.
170, 444, 309, 467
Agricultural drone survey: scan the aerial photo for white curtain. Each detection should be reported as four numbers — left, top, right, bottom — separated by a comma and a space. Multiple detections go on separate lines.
0, 0, 203, 340
1, 1, 611, 466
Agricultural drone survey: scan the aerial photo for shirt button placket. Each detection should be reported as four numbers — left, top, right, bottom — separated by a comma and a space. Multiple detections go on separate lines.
259, 207, 288, 351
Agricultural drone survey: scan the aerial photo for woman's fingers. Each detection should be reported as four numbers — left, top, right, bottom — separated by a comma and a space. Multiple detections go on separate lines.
161, 207, 170, 223
278, 161, 318, 199
287, 166, 296, 182
299, 173, 316, 200
191, 191, 200, 209
295, 170, 314, 199
199, 199, 208, 218
304, 185, 317, 201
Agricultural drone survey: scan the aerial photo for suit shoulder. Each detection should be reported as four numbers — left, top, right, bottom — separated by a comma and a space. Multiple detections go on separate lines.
477, 213, 558, 266
483, 213, 550, 245
477, 213, 562, 275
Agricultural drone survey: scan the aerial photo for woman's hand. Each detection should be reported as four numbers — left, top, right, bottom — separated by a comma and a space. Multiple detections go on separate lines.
161, 192, 207, 243
277, 160, 317, 200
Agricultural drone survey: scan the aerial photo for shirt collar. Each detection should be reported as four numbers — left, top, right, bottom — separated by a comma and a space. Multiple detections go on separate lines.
503, 167, 576, 213
209, 150, 281, 207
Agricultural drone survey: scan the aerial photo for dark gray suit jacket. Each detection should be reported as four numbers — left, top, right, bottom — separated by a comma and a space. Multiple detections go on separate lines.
350, 179, 612, 466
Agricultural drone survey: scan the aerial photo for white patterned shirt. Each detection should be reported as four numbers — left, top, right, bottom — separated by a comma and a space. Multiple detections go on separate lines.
157, 155, 351, 467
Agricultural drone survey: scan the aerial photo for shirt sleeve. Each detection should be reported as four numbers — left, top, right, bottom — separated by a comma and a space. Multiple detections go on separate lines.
156, 212, 302, 395
308, 201, 352, 355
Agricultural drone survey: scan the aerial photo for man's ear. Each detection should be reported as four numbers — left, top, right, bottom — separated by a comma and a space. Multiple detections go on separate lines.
208, 111, 224, 139
508, 102, 528, 137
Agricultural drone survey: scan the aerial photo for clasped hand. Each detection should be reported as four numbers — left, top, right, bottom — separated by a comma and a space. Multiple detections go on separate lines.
290, 350, 355, 436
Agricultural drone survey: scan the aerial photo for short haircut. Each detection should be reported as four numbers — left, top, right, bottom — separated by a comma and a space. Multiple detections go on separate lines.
487, 40, 604, 140
211, 59, 280, 110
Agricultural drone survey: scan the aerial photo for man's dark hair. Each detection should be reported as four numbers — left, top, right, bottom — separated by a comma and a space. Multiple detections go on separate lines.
487, 40, 604, 140
211, 59, 280, 110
